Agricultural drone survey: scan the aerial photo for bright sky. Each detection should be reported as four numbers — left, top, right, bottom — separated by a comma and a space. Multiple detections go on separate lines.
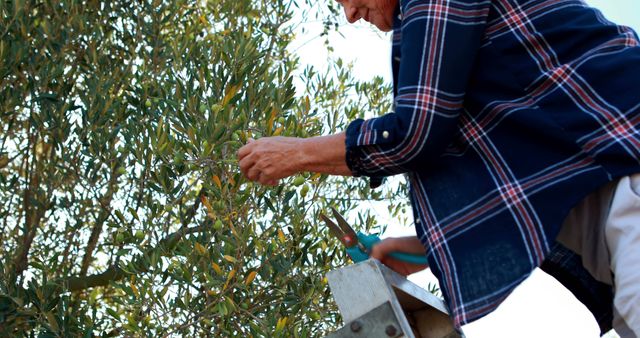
290, 2, 639, 338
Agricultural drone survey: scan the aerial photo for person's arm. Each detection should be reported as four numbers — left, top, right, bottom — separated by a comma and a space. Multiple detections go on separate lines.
238, 0, 492, 184
345, 0, 492, 178
237, 133, 351, 186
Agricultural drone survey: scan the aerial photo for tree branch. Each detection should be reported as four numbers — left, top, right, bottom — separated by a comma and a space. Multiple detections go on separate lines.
80, 165, 118, 276
68, 185, 204, 290
12, 131, 49, 278
64, 224, 206, 292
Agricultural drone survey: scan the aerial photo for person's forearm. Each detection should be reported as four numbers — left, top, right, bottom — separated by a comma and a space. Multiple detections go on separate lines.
298, 132, 352, 176
237, 132, 352, 185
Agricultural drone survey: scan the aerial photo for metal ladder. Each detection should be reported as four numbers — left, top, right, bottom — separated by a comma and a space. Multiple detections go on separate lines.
326, 259, 463, 338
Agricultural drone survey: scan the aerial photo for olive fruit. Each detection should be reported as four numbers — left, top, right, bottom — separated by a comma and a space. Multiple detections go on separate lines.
213, 219, 224, 231
300, 184, 310, 197
292, 176, 305, 186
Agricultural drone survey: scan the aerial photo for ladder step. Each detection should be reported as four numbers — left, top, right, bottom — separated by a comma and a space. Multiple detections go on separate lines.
326, 259, 463, 338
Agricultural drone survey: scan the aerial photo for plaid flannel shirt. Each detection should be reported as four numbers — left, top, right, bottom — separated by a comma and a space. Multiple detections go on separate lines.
345, 0, 640, 329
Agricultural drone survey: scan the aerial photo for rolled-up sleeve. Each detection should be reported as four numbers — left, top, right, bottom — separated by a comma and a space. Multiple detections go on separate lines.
345, 0, 492, 178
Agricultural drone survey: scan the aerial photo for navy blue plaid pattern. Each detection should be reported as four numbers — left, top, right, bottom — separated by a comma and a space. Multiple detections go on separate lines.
345, 0, 640, 328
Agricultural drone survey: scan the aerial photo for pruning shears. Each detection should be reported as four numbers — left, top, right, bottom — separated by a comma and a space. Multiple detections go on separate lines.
320, 207, 428, 265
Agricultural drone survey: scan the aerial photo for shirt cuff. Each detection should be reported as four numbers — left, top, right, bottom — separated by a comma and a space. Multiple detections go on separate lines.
345, 119, 386, 189
345, 117, 395, 148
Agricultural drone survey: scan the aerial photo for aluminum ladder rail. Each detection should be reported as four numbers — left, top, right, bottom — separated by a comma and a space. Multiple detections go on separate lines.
326, 259, 463, 338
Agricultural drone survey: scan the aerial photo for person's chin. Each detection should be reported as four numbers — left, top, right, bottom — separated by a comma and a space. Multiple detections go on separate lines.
374, 21, 392, 32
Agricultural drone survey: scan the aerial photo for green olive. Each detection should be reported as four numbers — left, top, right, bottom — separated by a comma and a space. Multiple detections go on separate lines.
211, 104, 223, 113
214, 219, 224, 231
300, 184, 309, 197
115, 232, 125, 243
173, 153, 183, 166
292, 176, 305, 186
232, 131, 241, 141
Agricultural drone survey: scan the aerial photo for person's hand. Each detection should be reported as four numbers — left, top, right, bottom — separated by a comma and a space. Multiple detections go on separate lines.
370, 236, 428, 276
237, 136, 305, 186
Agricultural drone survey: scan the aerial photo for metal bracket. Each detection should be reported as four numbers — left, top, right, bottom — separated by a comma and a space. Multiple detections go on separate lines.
325, 259, 463, 338
327, 301, 403, 338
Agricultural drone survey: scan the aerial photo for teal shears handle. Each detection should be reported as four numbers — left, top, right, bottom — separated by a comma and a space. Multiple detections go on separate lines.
345, 233, 428, 265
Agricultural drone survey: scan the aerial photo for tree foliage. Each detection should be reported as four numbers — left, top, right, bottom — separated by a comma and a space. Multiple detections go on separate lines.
0, 0, 401, 336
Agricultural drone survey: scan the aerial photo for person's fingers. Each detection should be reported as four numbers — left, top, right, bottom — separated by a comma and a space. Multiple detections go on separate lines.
246, 164, 261, 182
237, 146, 248, 161
380, 255, 428, 276
369, 237, 429, 276
238, 155, 255, 177
258, 167, 280, 186
370, 238, 405, 261
369, 242, 387, 260
266, 179, 279, 186
381, 258, 412, 276
260, 177, 277, 186
237, 138, 255, 161
258, 172, 271, 186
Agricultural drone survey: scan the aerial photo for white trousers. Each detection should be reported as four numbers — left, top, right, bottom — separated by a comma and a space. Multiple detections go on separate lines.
558, 175, 640, 338
606, 175, 640, 338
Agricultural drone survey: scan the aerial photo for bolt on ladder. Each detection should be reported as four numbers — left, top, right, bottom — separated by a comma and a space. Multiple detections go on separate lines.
326, 259, 463, 338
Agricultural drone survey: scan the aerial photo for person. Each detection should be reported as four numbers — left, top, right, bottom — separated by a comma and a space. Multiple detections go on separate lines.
238, 0, 640, 336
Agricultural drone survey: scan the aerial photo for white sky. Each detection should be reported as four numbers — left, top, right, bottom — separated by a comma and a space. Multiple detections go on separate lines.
291, 1, 639, 338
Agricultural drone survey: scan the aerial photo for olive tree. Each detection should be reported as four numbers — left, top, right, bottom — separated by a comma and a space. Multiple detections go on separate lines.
0, 0, 401, 336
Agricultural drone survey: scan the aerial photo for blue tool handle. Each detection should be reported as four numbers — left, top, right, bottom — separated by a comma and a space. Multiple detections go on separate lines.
345, 233, 428, 265
345, 246, 370, 263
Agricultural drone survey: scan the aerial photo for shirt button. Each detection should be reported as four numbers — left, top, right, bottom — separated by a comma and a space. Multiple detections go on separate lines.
416, 219, 421, 224
382, 131, 390, 139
